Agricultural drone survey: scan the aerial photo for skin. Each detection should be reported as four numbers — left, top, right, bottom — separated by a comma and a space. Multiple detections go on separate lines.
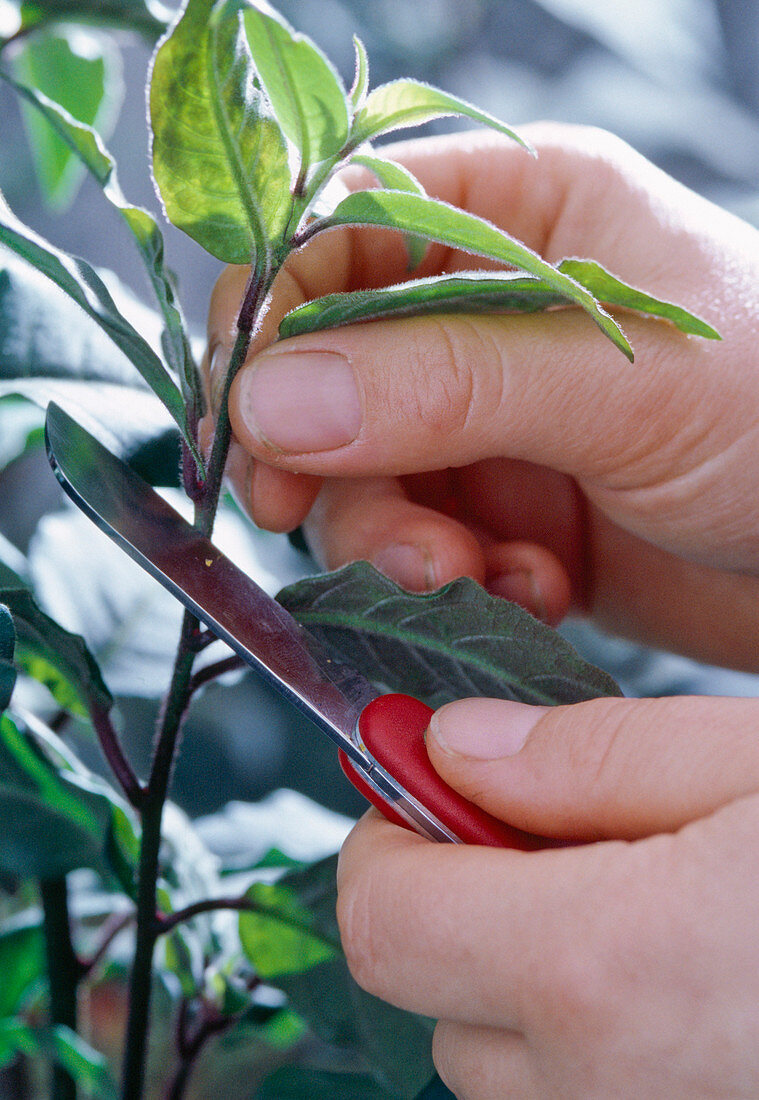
205, 123, 759, 1097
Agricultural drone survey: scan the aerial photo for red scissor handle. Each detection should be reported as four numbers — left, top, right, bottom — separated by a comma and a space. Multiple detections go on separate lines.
339, 693, 545, 849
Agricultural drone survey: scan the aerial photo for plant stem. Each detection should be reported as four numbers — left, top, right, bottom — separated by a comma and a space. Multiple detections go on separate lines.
120, 610, 199, 1100
90, 703, 144, 809
119, 267, 275, 1100
40, 877, 80, 1100
165, 1001, 230, 1100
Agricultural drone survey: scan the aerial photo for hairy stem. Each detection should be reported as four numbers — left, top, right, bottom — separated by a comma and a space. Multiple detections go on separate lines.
40, 877, 81, 1100
119, 266, 275, 1100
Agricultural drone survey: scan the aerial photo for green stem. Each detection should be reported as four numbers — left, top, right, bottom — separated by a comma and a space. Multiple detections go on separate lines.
119, 265, 275, 1100
40, 877, 80, 1100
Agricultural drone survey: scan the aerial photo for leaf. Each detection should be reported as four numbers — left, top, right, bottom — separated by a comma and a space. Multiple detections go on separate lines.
0, 192, 192, 440
0, 711, 125, 877
349, 153, 428, 268
12, 28, 123, 211
351, 78, 533, 153
0, 1020, 116, 1098
0, 396, 44, 469
321, 190, 634, 358
2, 71, 201, 415
255, 1067, 392, 1100
149, 0, 292, 268
278, 270, 566, 339
0, 913, 45, 1018
0, 0, 169, 44
0, 603, 15, 715
278, 561, 620, 708
239, 880, 339, 980
243, 5, 349, 168
558, 258, 721, 339
349, 36, 369, 112
0, 586, 112, 717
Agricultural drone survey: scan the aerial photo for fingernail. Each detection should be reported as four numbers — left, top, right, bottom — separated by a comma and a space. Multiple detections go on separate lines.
237, 349, 361, 453
428, 698, 547, 759
372, 543, 437, 592
487, 569, 547, 622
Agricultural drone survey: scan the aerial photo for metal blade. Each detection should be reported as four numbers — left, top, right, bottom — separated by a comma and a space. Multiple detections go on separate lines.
44, 403, 378, 765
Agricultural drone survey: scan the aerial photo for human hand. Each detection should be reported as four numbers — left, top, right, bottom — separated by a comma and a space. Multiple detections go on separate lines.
205, 122, 759, 667
336, 693, 759, 1098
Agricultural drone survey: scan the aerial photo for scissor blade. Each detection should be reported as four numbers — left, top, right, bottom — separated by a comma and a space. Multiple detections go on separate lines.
44, 403, 378, 762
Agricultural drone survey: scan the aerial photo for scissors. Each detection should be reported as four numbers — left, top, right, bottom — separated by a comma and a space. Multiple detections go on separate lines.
45, 402, 539, 850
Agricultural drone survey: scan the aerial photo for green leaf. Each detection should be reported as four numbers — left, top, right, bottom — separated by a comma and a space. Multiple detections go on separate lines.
349, 36, 369, 113
149, 0, 292, 268
2, 71, 201, 415
321, 190, 634, 358
349, 154, 428, 268
0, 0, 169, 45
278, 270, 566, 339
278, 561, 620, 709
0, 586, 112, 717
0, 913, 45, 1018
0, 711, 123, 877
0, 604, 15, 715
12, 28, 123, 210
239, 880, 339, 980
558, 258, 721, 339
351, 78, 533, 153
0, 1020, 116, 1098
243, 5, 349, 169
256, 1067, 391, 1099
0, 192, 192, 439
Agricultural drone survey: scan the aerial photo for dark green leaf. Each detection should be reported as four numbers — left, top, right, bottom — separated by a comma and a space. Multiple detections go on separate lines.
351, 78, 533, 152
0, 193, 191, 439
0, 711, 123, 877
0, 913, 45, 1018
0, 1018, 36, 1071
0, 604, 15, 715
278, 561, 621, 708
12, 28, 123, 210
256, 1067, 391, 1099
322, 190, 634, 358
0, 586, 112, 717
243, 5, 349, 168
149, 0, 292, 267
0, 1020, 117, 1098
2, 72, 201, 416
278, 270, 565, 339
558, 258, 721, 339
349, 36, 369, 112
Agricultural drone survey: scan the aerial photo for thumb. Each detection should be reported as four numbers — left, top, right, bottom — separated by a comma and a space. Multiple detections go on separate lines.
426, 695, 759, 841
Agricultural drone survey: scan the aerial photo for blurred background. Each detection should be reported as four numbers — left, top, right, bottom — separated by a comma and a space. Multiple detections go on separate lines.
2, 0, 759, 821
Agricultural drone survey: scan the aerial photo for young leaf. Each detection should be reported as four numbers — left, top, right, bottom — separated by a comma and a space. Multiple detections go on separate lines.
243, 5, 349, 169
349, 36, 369, 113
0, 586, 113, 717
149, 0, 292, 268
558, 258, 721, 339
2, 70, 201, 412
278, 561, 620, 709
0, 604, 15, 715
0, 0, 169, 46
349, 153, 428, 268
12, 28, 123, 211
320, 190, 634, 358
239, 880, 339, 980
278, 270, 565, 339
0, 193, 193, 439
350, 78, 533, 153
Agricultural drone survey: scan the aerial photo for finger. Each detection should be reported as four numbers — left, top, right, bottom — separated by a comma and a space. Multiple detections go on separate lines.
304, 475, 486, 592
426, 694, 759, 840
432, 1021, 536, 1100
335, 809, 646, 1028
225, 441, 321, 533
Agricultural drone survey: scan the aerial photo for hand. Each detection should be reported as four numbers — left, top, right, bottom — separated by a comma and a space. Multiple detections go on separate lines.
204, 122, 759, 666
336, 694, 759, 1098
